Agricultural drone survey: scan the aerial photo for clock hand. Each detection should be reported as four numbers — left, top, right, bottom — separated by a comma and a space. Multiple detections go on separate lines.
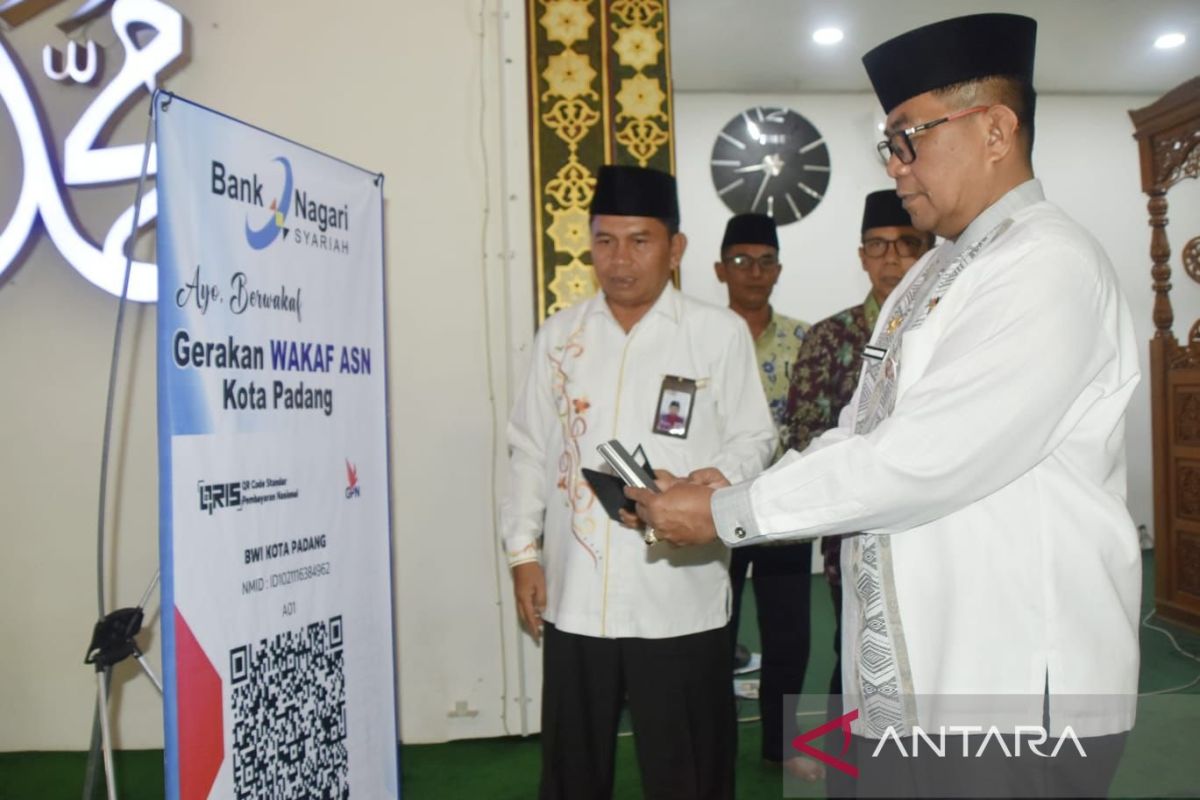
735, 151, 787, 174
750, 172, 770, 212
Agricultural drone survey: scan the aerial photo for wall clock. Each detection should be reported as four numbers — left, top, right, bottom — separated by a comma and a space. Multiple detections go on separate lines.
710, 106, 831, 225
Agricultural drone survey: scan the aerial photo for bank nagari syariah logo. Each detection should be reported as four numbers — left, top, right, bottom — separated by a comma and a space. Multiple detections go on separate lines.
211, 155, 352, 255
246, 157, 292, 250
208, 156, 294, 249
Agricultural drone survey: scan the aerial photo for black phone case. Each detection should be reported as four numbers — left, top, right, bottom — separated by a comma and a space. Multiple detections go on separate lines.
582, 468, 635, 521
582, 450, 654, 521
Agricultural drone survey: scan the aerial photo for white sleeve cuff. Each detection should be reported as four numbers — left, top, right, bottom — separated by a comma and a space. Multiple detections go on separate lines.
504, 538, 540, 568
712, 482, 763, 547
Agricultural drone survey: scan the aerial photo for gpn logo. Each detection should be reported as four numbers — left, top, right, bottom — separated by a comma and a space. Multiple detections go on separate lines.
345, 459, 360, 499
244, 156, 293, 250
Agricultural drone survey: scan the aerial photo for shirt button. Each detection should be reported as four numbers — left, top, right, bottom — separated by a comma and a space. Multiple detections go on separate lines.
734, 526, 746, 539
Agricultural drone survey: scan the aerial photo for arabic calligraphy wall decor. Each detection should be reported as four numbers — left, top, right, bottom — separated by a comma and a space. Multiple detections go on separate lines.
0, 0, 185, 301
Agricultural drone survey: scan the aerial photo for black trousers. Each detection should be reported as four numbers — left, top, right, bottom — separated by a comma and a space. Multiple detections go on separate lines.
728, 541, 813, 761
828, 581, 842, 695
539, 623, 735, 800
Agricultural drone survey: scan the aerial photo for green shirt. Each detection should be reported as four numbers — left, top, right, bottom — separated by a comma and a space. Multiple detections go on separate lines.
754, 309, 810, 438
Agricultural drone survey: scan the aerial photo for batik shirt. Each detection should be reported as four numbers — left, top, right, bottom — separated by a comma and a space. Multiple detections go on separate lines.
755, 310, 809, 442
783, 294, 880, 583
783, 295, 880, 453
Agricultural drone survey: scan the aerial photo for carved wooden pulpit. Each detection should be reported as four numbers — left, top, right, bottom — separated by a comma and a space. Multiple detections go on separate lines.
1130, 76, 1200, 631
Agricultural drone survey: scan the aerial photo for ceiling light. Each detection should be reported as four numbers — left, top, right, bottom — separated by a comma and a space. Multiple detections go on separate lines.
1154, 32, 1186, 49
812, 28, 844, 46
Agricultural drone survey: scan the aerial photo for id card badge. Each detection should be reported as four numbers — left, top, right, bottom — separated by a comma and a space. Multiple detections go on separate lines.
653, 375, 697, 438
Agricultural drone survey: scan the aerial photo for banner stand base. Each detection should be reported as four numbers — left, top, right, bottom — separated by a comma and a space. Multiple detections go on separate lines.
82, 572, 163, 800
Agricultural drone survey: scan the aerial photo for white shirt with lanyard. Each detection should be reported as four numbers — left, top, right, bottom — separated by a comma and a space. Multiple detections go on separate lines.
713, 180, 1142, 737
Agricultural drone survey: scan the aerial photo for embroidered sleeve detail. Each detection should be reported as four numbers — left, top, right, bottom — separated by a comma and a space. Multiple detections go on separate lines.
506, 540, 541, 567
548, 326, 601, 565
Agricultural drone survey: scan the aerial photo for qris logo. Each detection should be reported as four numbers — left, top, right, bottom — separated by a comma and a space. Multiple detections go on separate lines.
198, 479, 242, 515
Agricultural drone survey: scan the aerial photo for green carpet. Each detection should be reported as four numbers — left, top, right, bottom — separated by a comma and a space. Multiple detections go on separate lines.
2, 554, 1197, 799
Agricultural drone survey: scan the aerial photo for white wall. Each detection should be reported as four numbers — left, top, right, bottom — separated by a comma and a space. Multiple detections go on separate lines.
0, 0, 1194, 755
675, 91, 1200, 553
0, 0, 536, 750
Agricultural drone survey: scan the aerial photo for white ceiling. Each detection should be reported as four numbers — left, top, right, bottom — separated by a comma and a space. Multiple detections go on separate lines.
670, 0, 1200, 95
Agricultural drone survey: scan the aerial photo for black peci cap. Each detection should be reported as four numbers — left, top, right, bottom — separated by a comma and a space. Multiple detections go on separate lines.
862, 13, 1037, 114
721, 213, 778, 252
590, 164, 680, 229
861, 190, 915, 233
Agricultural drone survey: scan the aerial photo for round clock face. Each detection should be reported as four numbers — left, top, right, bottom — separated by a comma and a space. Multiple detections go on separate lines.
710, 107, 831, 226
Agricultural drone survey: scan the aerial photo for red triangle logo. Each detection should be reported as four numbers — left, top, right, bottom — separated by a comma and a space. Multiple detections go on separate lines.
792, 708, 859, 778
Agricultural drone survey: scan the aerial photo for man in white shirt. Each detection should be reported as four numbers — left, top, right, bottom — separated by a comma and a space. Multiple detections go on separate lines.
627, 14, 1140, 798
502, 164, 776, 799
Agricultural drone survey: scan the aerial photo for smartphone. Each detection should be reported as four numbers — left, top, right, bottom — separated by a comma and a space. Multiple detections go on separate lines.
597, 440, 660, 494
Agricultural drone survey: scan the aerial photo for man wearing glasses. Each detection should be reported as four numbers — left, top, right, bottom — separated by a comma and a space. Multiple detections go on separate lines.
786, 190, 932, 463
714, 213, 824, 783
627, 14, 1139, 797
714, 214, 806, 432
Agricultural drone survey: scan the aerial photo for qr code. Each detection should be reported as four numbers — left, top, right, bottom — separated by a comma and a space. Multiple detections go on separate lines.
230, 616, 348, 799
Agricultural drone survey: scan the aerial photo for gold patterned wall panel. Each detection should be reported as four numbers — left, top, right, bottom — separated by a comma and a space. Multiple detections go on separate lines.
527, 0, 675, 325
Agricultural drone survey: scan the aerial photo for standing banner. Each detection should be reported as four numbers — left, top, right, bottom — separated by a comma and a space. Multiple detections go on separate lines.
155, 93, 399, 800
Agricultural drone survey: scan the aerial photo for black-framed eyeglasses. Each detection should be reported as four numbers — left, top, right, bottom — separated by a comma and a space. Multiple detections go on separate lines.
722, 253, 780, 271
876, 105, 989, 165
861, 235, 926, 258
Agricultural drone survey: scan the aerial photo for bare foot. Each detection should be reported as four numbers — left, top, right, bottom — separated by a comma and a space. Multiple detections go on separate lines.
783, 755, 825, 782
